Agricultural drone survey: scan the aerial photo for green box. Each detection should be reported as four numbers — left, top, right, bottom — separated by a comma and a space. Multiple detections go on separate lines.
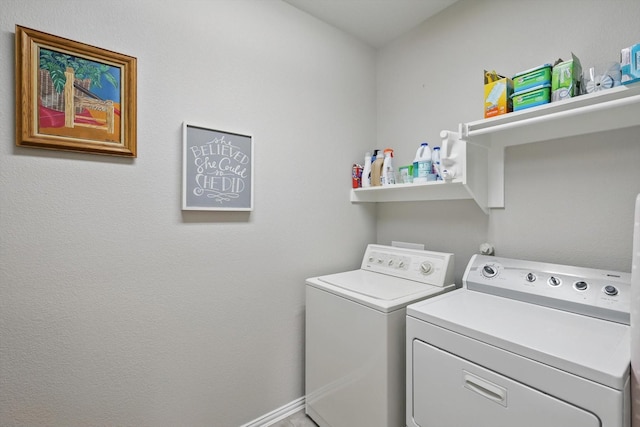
552, 53, 582, 101
513, 64, 552, 93
399, 165, 413, 183
511, 84, 551, 111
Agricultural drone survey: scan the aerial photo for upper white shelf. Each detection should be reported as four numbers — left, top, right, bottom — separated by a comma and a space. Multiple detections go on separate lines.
460, 83, 640, 209
460, 83, 640, 148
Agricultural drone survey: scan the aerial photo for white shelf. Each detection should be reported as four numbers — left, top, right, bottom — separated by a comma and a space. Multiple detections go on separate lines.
352, 180, 469, 202
459, 83, 640, 209
351, 133, 489, 214
461, 83, 640, 147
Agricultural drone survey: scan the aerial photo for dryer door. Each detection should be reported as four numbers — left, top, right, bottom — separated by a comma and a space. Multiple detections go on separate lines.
411, 339, 601, 427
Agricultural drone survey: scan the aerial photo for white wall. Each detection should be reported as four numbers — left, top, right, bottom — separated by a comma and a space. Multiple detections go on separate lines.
0, 1, 376, 426
376, 0, 640, 281
377, 1, 640, 424
3, 0, 639, 425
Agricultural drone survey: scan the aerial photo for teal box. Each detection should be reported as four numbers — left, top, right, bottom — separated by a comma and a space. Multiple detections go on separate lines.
513, 64, 552, 92
621, 43, 640, 85
511, 84, 551, 111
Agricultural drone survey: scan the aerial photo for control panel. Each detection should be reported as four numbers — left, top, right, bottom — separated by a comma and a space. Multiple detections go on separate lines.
361, 244, 454, 287
464, 254, 631, 324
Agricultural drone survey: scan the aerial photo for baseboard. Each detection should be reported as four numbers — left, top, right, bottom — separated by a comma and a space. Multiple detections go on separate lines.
239, 396, 306, 427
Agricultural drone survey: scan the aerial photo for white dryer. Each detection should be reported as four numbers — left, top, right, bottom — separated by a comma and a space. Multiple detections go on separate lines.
306, 244, 455, 427
406, 254, 631, 427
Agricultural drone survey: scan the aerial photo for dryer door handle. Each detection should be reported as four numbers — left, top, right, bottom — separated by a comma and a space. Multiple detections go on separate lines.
463, 371, 507, 407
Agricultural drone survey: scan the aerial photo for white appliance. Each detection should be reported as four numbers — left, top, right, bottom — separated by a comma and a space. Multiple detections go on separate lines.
407, 254, 631, 427
305, 244, 455, 427
632, 194, 640, 427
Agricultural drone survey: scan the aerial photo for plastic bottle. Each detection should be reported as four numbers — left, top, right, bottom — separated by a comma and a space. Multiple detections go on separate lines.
362, 152, 372, 187
432, 146, 441, 181
381, 148, 395, 186
413, 143, 432, 183
371, 150, 385, 187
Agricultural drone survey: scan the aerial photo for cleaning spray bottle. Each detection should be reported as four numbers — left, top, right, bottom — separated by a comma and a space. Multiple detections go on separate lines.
381, 148, 395, 186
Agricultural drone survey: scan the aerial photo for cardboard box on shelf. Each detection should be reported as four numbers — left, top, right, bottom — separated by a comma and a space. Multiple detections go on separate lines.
513, 64, 552, 93
552, 53, 582, 101
511, 84, 551, 111
484, 70, 513, 118
621, 43, 640, 85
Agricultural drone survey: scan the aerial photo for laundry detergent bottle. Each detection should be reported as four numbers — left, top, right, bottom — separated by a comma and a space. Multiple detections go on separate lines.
370, 149, 385, 186
381, 148, 396, 186
413, 143, 432, 183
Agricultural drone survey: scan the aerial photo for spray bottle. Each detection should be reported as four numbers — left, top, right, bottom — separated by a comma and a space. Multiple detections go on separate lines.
381, 148, 395, 186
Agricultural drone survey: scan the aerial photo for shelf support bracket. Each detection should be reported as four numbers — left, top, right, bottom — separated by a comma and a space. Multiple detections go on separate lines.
487, 141, 505, 209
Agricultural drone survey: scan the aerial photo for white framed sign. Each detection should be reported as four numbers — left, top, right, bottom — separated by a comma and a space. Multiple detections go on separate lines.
182, 122, 253, 211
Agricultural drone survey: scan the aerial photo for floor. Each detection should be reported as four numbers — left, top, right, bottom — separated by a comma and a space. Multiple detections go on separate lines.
270, 409, 318, 427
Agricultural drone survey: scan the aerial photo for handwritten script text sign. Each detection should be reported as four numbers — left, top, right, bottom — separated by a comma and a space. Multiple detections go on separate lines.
182, 123, 253, 211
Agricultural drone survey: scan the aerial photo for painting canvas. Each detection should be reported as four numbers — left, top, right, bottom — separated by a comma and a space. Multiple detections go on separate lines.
15, 25, 137, 157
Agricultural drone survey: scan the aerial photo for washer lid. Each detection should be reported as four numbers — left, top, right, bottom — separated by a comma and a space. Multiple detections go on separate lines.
307, 270, 454, 313
407, 289, 630, 390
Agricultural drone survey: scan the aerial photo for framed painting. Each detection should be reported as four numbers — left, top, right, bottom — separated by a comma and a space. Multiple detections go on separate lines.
15, 25, 137, 157
182, 123, 254, 211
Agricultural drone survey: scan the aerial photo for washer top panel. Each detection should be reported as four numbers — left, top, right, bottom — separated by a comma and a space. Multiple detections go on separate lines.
308, 270, 454, 313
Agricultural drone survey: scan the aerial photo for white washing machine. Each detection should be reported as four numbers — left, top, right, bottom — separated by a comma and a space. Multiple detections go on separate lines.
305, 244, 455, 427
406, 254, 631, 427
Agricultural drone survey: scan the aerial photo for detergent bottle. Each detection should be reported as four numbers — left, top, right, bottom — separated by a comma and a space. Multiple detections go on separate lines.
371, 149, 385, 186
413, 143, 432, 183
381, 148, 395, 186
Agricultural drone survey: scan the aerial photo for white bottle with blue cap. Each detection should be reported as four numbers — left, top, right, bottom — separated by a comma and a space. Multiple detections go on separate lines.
413, 142, 432, 183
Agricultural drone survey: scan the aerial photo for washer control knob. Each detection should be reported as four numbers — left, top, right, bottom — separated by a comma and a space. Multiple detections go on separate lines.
548, 276, 561, 287
420, 262, 433, 275
525, 272, 536, 282
574, 281, 588, 291
482, 265, 497, 278
388, 259, 394, 266
398, 261, 405, 269
604, 285, 619, 296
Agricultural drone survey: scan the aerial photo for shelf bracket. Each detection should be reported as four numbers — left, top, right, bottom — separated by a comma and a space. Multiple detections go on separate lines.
487, 141, 505, 209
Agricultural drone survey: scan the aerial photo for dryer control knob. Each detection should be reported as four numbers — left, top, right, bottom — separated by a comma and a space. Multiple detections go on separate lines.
482, 265, 497, 278
548, 276, 562, 287
420, 262, 433, 275
574, 281, 588, 291
604, 285, 618, 296
526, 272, 536, 282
